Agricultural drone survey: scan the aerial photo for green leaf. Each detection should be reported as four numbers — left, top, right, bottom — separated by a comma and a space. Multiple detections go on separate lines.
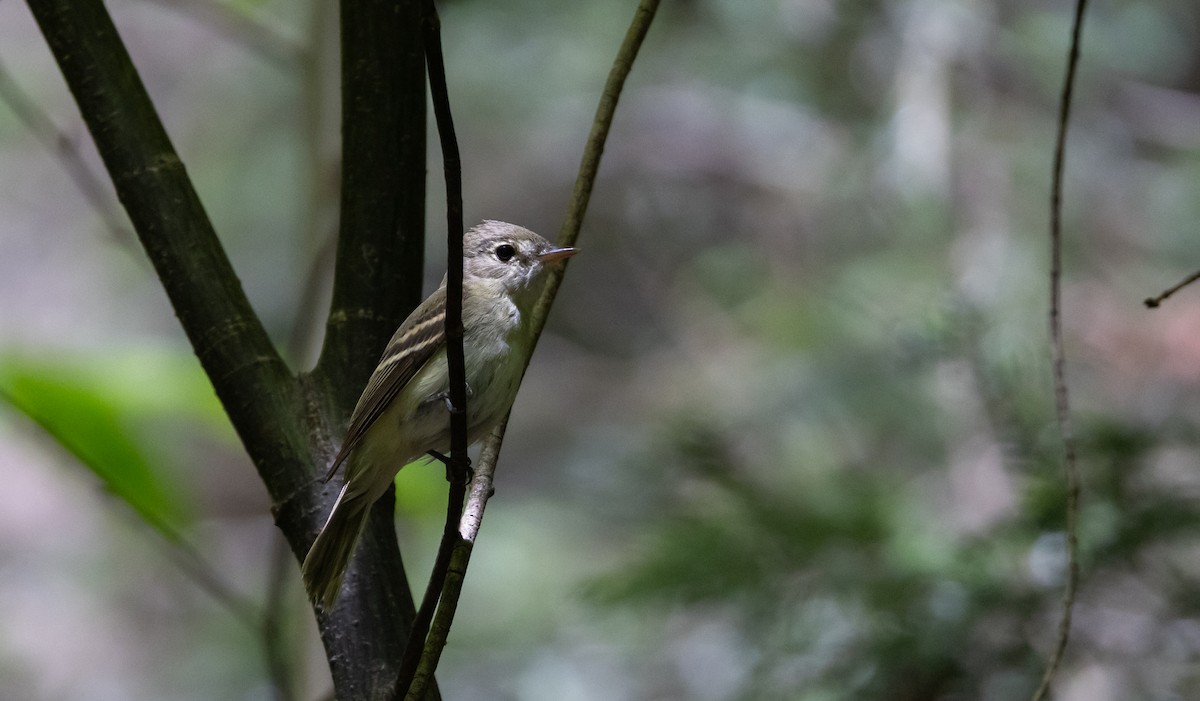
0, 349, 225, 538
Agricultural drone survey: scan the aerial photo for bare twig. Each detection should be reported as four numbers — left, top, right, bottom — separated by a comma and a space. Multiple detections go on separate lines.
261, 534, 296, 701
405, 2, 661, 696
1144, 268, 1200, 308
395, 2, 467, 699
0, 57, 133, 247
407, 423, 505, 696
137, 0, 304, 70
1035, 1, 1089, 700
1, 384, 259, 626
459, 423, 505, 541
487, 0, 662, 481
133, 513, 260, 627
425, 0, 469, 484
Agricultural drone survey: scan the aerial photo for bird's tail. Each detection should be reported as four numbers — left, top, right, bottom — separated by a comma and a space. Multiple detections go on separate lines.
302, 484, 372, 609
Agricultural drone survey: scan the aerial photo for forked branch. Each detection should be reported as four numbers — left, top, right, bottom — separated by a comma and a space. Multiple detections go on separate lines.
400, 2, 662, 698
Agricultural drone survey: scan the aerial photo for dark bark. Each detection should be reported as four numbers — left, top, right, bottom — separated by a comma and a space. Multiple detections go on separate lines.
308, 2, 433, 692
287, 374, 436, 701
22, 0, 305, 499
318, 0, 428, 414
25, 0, 433, 698
395, 4, 466, 695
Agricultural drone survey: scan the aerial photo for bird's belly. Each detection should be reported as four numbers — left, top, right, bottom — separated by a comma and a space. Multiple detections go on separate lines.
403, 336, 527, 452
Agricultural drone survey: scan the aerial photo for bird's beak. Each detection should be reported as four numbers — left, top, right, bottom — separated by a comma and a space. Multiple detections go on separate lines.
538, 246, 578, 263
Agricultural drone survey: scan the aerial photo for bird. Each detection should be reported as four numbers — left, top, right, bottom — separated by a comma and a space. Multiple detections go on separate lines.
301, 220, 577, 608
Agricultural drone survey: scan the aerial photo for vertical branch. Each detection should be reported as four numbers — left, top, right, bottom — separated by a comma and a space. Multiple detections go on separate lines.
318, 0, 427, 413
1033, 2, 1089, 700
422, 0, 469, 479
425, 0, 468, 474
305, 2, 437, 699
404, 3, 662, 697
394, 2, 468, 696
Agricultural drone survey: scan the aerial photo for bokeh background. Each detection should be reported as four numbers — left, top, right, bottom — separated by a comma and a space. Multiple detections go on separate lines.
3, 0, 1200, 699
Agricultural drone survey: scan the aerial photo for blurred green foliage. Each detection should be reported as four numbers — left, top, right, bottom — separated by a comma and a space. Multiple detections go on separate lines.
0, 350, 235, 536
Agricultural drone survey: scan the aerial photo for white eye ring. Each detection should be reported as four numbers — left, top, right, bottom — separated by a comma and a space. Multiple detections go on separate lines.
495, 244, 516, 262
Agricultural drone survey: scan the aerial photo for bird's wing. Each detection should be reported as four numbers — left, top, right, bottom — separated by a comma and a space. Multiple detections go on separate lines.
324, 288, 447, 480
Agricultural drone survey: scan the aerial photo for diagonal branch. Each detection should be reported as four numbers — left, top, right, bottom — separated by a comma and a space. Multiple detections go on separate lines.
488, 0, 661, 485
1144, 268, 1200, 308
0, 57, 134, 248
403, 2, 662, 695
24, 0, 296, 475
137, 0, 305, 70
26, 2, 436, 699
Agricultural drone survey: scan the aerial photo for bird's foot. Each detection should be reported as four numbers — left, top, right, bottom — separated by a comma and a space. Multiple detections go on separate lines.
427, 450, 474, 484
433, 383, 474, 414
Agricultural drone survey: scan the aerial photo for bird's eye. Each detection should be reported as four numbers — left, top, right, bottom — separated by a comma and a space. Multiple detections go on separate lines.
494, 244, 516, 262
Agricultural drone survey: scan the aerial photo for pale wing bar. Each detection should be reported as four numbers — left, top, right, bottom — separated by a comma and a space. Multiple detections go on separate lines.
324, 289, 448, 481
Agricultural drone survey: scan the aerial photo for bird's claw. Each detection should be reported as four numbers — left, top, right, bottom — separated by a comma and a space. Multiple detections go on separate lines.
434, 384, 474, 414
426, 450, 474, 484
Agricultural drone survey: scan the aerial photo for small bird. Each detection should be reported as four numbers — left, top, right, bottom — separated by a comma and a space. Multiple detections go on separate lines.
302, 220, 577, 608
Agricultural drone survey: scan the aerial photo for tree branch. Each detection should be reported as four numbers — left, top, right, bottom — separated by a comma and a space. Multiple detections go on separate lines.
406, 423, 506, 701
316, 0, 427, 414
304, 1, 434, 699
26, 2, 433, 699
24, 0, 301, 486
394, 3, 468, 696
0, 57, 134, 248
1033, 1, 1089, 699
403, 1, 662, 690
1144, 268, 1200, 308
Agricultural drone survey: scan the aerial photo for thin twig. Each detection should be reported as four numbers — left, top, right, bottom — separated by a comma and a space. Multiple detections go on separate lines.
1034, 1, 1088, 700
0, 57, 134, 247
425, 2, 469, 479
408, 423, 504, 695
406, 1, 661, 694
138, 515, 261, 628
459, 423, 504, 541
1144, 269, 1200, 308
261, 534, 296, 701
484, 0, 661, 483
395, 2, 468, 699
1, 384, 260, 626
137, 0, 304, 69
